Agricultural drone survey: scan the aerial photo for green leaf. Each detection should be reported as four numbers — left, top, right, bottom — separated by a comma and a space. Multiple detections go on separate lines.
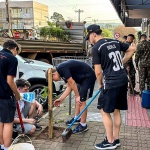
41, 87, 48, 99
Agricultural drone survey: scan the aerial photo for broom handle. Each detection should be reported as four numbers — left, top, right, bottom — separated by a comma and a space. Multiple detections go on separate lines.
67, 89, 101, 129
16, 102, 25, 133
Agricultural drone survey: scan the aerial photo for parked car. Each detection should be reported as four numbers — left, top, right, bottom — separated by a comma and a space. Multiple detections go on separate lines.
0, 45, 64, 107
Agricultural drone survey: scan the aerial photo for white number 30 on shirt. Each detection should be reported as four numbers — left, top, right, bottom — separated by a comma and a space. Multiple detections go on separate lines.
109, 51, 124, 71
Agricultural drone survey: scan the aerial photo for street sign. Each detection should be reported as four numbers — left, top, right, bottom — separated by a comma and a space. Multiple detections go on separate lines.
14, 31, 20, 38
114, 33, 120, 39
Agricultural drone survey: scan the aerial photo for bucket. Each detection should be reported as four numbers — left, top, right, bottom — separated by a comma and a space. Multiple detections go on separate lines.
141, 90, 150, 109
8, 135, 35, 150
8, 143, 35, 150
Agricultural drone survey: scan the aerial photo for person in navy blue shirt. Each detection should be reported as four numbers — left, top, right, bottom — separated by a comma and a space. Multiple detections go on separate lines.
0, 40, 20, 150
85, 24, 136, 150
50, 60, 96, 134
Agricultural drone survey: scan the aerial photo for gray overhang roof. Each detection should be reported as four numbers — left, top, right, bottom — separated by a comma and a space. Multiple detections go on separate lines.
111, 0, 150, 27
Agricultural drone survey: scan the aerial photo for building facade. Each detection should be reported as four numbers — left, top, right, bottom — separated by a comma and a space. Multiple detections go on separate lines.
0, 1, 48, 38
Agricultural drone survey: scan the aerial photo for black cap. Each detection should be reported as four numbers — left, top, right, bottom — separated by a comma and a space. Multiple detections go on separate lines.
85, 24, 102, 40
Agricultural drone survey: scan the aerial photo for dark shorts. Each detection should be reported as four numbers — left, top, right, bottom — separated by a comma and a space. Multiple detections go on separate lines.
97, 84, 128, 113
78, 77, 96, 102
0, 97, 16, 123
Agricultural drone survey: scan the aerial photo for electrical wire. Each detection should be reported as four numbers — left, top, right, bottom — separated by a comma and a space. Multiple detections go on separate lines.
1, 0, 121, 23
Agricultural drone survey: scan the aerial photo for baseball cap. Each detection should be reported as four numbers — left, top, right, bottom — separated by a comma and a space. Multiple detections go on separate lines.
85, 24, 102, 40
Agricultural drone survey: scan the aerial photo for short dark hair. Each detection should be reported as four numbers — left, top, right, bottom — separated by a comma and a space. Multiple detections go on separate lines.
15, 79, 31, 88
3, 40, 19, 51
128, 34, 135, 39
123, 35, 127, 39
45, 68, 57, 79
140, 34, 147, 39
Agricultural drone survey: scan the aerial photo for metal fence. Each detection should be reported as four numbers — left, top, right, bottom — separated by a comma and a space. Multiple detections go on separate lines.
52, 56, 92, 67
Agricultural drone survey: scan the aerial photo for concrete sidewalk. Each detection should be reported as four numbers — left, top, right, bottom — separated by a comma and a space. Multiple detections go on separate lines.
29, 84, 150, 150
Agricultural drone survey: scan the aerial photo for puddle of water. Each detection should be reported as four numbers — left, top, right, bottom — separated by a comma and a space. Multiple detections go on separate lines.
87, 111, 126, 124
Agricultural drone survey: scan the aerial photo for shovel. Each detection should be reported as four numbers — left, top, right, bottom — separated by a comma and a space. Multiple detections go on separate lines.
62, 89, 101, 142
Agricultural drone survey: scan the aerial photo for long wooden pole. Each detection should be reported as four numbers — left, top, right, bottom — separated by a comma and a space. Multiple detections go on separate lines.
6, 0, 12, 37
48, 68, 53, 138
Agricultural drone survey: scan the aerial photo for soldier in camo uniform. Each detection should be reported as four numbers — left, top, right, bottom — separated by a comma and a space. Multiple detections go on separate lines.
126, 34, 139, 95
135, 34, 150, 95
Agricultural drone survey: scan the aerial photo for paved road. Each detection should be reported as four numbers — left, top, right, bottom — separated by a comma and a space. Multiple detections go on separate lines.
28, 81, 150, 150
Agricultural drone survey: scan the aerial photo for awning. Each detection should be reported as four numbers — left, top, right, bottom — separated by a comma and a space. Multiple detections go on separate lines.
111, 0, 150, 27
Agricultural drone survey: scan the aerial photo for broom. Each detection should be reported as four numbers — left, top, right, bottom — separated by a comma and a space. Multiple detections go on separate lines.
62, 89, 101, 142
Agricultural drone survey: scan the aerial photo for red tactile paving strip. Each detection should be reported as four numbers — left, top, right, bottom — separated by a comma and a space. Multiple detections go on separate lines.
126, 95, 150, 127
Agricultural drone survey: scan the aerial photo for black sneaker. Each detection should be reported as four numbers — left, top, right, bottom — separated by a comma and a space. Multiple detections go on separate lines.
95, 137, 117, 150
34, 123, 42, 131
0, 146, 4, 150
72, 123, 88, 134
115, 139, 121, 147
65, 118, 80, 125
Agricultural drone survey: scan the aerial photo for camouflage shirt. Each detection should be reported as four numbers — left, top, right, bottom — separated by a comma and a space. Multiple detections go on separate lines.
135, 40, 150, 67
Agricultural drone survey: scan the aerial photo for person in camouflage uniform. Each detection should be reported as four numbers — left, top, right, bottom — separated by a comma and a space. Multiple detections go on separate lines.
135, 34, 150, 94
125, 34, 139, 95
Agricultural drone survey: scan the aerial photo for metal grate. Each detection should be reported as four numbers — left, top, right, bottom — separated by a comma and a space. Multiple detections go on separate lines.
52, 56, 92, 67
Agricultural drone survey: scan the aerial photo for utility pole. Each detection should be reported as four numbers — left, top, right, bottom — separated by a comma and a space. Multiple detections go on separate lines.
6, 0, 12, 37
75, 9, 84, 22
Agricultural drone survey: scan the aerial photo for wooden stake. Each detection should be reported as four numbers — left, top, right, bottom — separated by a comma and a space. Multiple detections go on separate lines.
48, 68, 53, 138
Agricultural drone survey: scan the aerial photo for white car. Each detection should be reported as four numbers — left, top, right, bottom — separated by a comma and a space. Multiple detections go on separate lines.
0, 46, 64, 107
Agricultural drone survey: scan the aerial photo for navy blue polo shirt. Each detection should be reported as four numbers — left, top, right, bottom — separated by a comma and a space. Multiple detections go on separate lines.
57, 60, 96, 84
92, 38, 129, 89
0, 49, 18, 99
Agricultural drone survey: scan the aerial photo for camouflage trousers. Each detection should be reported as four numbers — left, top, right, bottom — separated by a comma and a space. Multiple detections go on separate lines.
126, 68, 136, 90
139, 66, 150, 92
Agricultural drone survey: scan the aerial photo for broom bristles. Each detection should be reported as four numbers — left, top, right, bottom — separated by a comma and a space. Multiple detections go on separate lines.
62, 129, 73, 143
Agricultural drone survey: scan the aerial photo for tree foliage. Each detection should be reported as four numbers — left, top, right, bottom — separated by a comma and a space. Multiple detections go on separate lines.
137, 31, 142, 42
40, 12, 69, 41
101, 28, 113, 38
51, 12, 65, 23
114, 25, 136, 39
40, 27, 49, 38
40, 25, 70, 41
104, 24, 113, 29
47, 21, 55, 27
